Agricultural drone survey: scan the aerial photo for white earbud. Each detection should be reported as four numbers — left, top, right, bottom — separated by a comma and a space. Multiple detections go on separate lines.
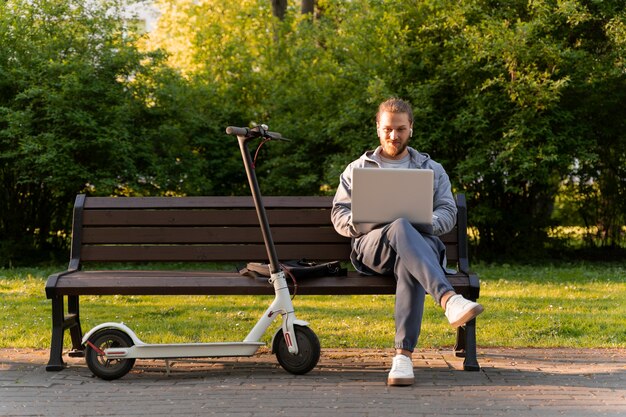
410, 128, 413, 137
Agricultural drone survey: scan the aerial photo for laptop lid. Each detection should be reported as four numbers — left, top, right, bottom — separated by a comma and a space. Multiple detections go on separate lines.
351, 167, 434, 228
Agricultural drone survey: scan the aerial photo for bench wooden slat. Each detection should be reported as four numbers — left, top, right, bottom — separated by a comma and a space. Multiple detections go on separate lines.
80, 243, 458, 264
80, 241, 456, 264
84, 196, 334, 209
82, 209, 332, 226
80, 244, 354, 262
81, 226, 349, 244
82, 226, 456, 245
82, 226, 457, 245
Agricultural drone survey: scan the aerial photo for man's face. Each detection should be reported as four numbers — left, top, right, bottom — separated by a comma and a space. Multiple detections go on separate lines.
377, 111, 412, 160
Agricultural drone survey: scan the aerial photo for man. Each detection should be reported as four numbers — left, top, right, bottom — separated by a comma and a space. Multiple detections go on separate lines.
331, 98, 484, 386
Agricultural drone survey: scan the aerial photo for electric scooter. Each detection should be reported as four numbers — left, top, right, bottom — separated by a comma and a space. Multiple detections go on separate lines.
82, 124, 321, 380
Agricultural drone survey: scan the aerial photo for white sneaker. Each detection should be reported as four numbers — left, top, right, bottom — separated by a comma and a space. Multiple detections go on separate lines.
445, 294, 484, 328
387, 354, 414, 386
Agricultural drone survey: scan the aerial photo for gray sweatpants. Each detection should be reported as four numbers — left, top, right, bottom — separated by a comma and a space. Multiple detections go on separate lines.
352, 218, 454, 352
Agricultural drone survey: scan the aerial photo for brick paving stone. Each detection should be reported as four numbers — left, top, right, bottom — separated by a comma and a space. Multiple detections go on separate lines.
0, 348, 624, 417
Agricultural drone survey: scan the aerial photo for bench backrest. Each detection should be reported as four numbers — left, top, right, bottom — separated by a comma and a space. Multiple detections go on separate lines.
68, 194, 470, 272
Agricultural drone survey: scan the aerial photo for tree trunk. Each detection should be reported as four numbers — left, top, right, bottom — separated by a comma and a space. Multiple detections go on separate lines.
271, 0, 287, 20
301, 0, 315, 14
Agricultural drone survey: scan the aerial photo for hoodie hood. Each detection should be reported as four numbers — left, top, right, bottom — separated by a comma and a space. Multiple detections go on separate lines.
361, 146, 432, 169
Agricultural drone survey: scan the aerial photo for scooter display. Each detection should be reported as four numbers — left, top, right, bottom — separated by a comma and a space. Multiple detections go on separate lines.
82, 125, 321, 380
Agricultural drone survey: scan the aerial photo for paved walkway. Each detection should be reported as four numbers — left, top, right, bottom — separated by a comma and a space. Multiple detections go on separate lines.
1, 348, 625, 416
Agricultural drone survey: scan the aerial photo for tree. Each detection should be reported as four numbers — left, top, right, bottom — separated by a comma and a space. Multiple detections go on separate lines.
556, 2, 626, 249
0, 0, 140, 263
0, 0, 215, 265
392, 0, 626, 257
403, 1, 580, 257
4, 0, 625, 264
144, 0, 625, 259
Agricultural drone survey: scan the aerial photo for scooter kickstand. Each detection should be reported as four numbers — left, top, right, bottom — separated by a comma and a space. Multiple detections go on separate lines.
165, 359, 171, 376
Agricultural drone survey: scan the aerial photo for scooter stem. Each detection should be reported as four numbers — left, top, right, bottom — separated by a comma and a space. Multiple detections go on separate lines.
237, 135, 281, 274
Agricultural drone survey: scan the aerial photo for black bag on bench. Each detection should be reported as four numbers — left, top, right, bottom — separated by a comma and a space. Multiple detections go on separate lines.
239, 259, 347, 280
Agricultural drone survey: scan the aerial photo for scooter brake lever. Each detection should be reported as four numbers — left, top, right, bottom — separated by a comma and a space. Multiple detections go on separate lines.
234, 123, 290, 141
266, 132, 291, 141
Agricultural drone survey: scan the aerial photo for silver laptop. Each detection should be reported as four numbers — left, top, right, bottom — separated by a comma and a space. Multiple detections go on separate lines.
352, 167, 434, 231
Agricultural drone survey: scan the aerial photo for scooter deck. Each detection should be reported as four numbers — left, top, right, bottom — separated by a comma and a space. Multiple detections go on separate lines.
105, 342, 265, 359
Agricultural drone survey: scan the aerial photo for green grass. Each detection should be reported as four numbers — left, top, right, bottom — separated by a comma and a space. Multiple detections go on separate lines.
1, 262, 624, 350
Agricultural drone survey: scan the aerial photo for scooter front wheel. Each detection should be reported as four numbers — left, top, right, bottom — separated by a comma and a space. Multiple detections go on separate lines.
85, 329, 136, 380
273, 325, 320, 375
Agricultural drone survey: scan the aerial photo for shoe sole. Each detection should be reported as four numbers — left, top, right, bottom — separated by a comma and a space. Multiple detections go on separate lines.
387, 377, 415, 386
449, 304, 484, 328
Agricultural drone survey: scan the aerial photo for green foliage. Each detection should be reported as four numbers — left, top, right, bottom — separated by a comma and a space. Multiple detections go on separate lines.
0, 0, 242, 265
1, 0, 625, 263
0, 0, 137, 264
143, 0, 625, 259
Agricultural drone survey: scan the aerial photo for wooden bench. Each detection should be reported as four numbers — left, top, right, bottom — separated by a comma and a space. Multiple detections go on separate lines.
45, 194, 481, 372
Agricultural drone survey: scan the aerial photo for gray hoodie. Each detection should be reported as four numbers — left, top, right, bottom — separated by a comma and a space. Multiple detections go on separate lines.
331, 146, 457, 239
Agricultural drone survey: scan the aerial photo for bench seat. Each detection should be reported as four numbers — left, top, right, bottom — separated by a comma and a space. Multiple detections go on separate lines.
47, 269, 477, 296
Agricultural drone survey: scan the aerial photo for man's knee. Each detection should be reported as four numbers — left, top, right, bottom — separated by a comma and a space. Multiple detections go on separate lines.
387, 218, 415, 238
386, 217, 433, 256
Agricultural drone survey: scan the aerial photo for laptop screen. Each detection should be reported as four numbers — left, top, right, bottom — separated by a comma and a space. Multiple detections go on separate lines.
351, 167, 434, 227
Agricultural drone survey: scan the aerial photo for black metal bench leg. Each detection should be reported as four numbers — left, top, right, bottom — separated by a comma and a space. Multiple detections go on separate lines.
462, 317, 480, 371
46, 296, 66, 371
67, 295, 85, 357
454, 325, 466, 357
47, 295, 84, 370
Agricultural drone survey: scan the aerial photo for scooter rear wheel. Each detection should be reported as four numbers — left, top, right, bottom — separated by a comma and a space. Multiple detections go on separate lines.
85, 329, 136, 380
273, 325, 320, 375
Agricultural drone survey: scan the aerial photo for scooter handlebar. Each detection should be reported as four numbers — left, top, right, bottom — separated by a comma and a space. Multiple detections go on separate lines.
225, 125, 290, 141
